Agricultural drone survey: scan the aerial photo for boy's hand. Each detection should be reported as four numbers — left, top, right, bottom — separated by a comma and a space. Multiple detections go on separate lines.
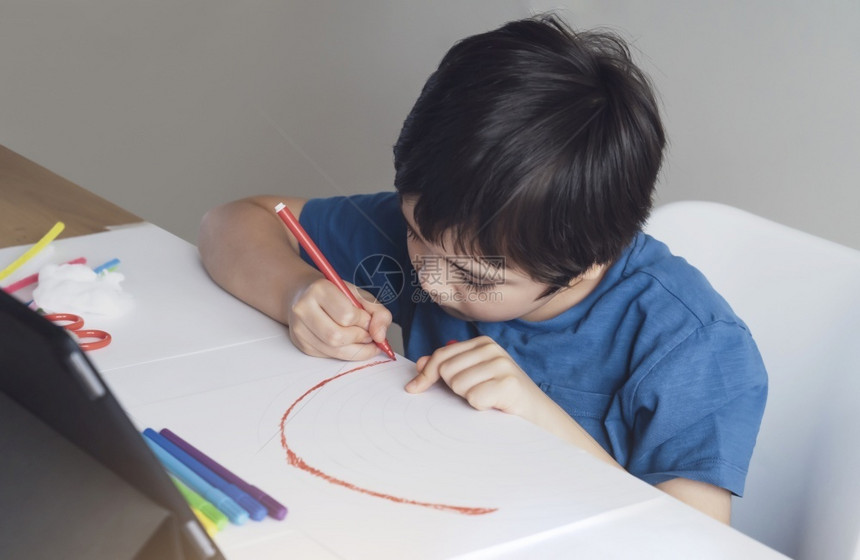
287, 276, 392, 361
405, 336, 551, 423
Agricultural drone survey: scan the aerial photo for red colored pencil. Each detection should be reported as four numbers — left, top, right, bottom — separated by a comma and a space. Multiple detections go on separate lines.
274, 203, 396, 360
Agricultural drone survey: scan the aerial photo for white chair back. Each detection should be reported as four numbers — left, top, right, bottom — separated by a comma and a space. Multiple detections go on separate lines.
645, 201, 860, 560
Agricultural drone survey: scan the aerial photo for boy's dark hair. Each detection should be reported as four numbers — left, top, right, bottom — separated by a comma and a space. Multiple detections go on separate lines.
393, 14, 666, 295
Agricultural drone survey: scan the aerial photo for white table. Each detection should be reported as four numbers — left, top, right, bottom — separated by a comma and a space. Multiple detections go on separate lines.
0, 225, 786, 559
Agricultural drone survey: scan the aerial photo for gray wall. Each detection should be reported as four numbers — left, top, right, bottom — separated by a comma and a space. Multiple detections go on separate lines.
2, 1, 858, 250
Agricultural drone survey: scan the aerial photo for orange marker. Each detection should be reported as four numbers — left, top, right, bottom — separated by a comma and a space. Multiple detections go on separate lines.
274, 203, 396, 360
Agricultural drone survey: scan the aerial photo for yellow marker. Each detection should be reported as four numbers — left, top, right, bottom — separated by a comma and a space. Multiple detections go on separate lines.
0, 221, 65, 281
192, 507, 220, 537
170, 475, 228, 530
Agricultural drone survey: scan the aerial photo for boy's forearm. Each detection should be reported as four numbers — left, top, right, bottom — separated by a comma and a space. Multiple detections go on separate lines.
198, 196, 320, 325
532, 397, 622, 469
534, 395, 731, 522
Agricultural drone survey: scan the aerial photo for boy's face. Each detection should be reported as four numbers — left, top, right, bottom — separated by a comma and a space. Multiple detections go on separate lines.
401, 198, 597, 323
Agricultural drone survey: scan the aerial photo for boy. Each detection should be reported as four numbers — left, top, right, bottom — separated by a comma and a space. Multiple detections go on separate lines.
199, 15, 767, 523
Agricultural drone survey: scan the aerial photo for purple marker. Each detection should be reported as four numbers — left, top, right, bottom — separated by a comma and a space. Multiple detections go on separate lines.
160, 428, 287, 520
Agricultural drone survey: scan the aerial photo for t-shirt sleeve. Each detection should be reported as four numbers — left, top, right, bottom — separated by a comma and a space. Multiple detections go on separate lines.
623, 321, 768, 496
298, 192, 409, 324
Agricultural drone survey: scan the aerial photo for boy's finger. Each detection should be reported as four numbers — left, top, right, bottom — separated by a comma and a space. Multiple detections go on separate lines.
311, 322, 374, 349
405, 372, 434, 393
406, 339, 473, 392
334, 341, 387, 362
310, 281, 371, 328
367, 307, 393, 343
290, 321, 367, 360
299, 300, 374, 347
462, 379, 501, 411
288, 323, 330, 358
446, 359, 498, 397
405, 358, 439, 393
298, 324, 380, 361
325, 300, 371, 329
406, 336, 497, 394
434, 344, 500, 387
353, 286, 394, 340
408, 342, 465, 391
415, 355, 430, 371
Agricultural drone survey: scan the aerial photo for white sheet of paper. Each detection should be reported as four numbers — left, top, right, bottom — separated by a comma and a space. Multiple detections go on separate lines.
104, 338, 660, 559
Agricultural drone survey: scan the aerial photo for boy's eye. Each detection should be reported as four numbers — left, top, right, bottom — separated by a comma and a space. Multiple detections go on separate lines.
453, 270, 496, 292
464, 278, 497, 292
448, 262, 498, 292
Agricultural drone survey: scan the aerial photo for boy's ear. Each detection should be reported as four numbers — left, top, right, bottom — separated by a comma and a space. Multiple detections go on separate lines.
578, 264, 606, 282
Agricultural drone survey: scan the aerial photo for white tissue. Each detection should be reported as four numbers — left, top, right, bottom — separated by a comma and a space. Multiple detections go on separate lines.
33, 263, 133, 316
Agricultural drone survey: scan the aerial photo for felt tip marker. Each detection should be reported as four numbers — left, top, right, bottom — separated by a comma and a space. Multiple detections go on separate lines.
92, 258, 121, 274
171, 475, 229, 530
274, 202, 396, 360
143, 436, 249, 525
143, 429, 267, 521
192, 507, 220, 537
0, 221, 65, 282
161, 428, 287, 520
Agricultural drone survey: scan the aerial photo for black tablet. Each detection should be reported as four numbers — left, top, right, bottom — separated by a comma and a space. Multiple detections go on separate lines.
0, 289, 224, 560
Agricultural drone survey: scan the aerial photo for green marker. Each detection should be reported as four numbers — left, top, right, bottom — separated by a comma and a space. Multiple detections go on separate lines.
171, 475, 229, 530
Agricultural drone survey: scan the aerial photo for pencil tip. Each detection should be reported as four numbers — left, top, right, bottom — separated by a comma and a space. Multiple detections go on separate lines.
380, 340, 396, 360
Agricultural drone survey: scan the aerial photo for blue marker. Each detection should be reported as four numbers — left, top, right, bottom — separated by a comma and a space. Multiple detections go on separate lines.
92, 258, 120, 274
143, 435, 249, 525
143, 429, 267, 521
161, 428, 287, 520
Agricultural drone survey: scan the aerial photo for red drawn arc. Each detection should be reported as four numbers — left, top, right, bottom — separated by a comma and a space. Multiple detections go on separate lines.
279, 359, 497, 516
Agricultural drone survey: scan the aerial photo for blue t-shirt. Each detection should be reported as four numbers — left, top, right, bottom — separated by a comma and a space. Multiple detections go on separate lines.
300, 192, 767, 496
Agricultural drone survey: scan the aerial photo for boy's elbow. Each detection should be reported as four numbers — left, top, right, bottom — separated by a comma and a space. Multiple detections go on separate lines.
198, 203, 234, 262
656, 478, 732, 524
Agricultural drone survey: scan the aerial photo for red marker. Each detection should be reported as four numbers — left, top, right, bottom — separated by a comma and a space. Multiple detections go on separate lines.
274, 202, 396, 360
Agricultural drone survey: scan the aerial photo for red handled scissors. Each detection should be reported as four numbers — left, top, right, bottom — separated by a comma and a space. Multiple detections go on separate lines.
44, 312, 112, 351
